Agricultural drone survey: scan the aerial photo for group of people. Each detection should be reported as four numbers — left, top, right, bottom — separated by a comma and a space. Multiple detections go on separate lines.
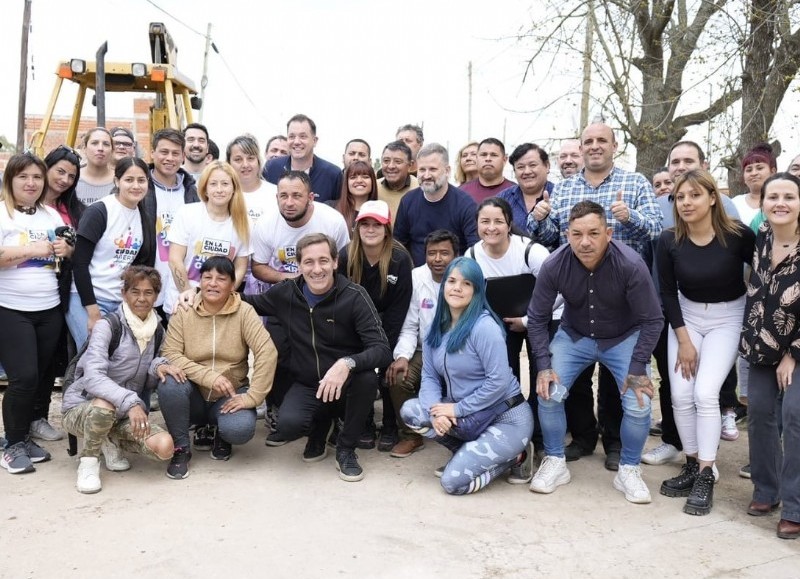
1, 113, 798, 542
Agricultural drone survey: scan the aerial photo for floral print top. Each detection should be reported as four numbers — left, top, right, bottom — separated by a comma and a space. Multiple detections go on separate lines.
740, 224, 800, 366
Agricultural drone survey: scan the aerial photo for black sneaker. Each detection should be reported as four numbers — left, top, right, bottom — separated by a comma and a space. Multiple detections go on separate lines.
356, 427, 376, 450
303, 436, 328, 463
335, 448, 364, 482
377, 429, 398, 453
265, 432, 288, 447
564, 441, 593, 462
193, 425, 216, 451
684, 466, 715, 515
166, 448, 192, 479
210, 431, 232, 461
604, 449, 621, 471
660, 458, 699, 497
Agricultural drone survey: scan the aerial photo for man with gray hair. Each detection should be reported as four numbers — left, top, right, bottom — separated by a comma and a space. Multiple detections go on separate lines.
394, 143, 478, 266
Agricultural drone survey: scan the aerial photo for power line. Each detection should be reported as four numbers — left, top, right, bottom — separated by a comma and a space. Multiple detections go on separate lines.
143, 0, 205, 38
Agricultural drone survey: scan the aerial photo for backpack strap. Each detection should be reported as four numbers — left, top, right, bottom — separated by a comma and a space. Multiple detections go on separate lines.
468, 246, 475, 259
105, 312, 123, 358
524, 239, 535, 268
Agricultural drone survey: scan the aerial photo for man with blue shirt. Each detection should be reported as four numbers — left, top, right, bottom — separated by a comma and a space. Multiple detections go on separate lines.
394, 143, 479, 266
528, 201, 663, 504
528, 122, 663, 471
261, 114, 342, 203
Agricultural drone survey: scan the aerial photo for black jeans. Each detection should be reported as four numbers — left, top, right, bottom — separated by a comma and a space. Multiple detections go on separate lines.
277, 370, 376, 450
506, 329, 543, 451
565, 364, 623, 453
652, 323, 683, 449
0, 305, 63, 445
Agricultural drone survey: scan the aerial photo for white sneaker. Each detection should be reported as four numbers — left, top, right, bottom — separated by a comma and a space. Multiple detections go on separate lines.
721, 410, 739, 441
641, 442, 681, 465
29, 418, 64, 441
613, 464, 652, 504
76, 457, 102, 494
255, 401, 267, 419
529, 456, 571, 494
101, 438, 131, 472
712, 463, 719, 483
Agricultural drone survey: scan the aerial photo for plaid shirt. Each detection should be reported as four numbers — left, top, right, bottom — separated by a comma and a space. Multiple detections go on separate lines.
526, 166, 662, 258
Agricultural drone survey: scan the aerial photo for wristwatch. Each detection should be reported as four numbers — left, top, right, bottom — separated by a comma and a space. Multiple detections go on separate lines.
341, 357, 356, 372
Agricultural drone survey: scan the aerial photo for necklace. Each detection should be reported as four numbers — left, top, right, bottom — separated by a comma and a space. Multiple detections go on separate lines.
15, 205, 37, 215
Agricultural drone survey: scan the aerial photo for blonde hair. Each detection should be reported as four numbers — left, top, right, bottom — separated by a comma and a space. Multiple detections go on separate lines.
454, 142, 479, 185
197, 161, 250, 246
672, 169, 740, 247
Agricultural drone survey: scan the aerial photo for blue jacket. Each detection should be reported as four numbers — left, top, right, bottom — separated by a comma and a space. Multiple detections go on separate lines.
420, 312, 521, 417
262, 154, 343, 203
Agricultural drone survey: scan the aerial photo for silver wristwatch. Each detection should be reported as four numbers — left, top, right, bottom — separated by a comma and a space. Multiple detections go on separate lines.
341, 357, 356, 371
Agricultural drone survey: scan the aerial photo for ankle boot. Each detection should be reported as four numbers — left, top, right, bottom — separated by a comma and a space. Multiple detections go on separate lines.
660, 457, 699, 497
684, 466, 715, 515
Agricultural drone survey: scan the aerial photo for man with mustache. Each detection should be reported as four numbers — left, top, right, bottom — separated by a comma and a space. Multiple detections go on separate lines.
182, 123, 210, 182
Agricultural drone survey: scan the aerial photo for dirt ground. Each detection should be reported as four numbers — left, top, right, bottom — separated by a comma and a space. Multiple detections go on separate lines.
2, 370, 799, 578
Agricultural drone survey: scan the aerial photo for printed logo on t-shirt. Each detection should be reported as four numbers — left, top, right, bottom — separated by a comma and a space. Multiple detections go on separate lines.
276, 244, 298, 273
187, 239, 237, 282
16, 229, 56, 269
421, 298, 434, 309
387, 275, 398, 285
112, 227, 143, 268
156, 212, 175, 262
248, 207, 264, 222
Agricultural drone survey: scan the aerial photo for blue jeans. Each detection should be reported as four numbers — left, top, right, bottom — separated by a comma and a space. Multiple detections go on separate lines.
538, 328, 651, 466
158, 376, 256, 449
401, 398, 534, 495
65, 292, 121, 349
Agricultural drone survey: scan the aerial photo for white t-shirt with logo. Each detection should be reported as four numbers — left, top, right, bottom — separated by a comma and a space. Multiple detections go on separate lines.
153, 188, 189, 305
243, 181, 278, 224
0, 206, 65, 311
165, 203, 251, 313
251, 202, 350, 276
72, 195, 144, 303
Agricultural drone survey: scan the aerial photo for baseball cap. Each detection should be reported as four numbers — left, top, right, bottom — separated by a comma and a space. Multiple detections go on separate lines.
355, 200, 391, 225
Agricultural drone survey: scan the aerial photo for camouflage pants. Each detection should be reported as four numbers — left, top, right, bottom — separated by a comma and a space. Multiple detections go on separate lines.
62, 401, 166, 461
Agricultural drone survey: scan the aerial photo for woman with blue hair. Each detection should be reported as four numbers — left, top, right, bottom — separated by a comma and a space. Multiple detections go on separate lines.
400, 257, 534, 494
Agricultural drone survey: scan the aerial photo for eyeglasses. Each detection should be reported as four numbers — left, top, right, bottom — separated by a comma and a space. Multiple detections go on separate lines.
113, 141, 134, 149
56, 144, 80, 156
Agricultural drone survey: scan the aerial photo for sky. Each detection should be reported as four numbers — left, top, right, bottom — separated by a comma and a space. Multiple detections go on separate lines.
1, 0, 798, 178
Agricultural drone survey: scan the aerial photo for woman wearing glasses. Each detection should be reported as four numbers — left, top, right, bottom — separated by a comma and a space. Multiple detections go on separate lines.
75, 127, 115, 206
0, 153, 73, 474
109, 127, 137, 170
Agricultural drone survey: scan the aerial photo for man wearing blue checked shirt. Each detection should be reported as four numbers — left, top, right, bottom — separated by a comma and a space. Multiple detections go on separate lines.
527, 122, 662, 262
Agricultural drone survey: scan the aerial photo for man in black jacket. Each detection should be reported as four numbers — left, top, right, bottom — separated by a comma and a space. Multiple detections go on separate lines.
246, 233, 391, 482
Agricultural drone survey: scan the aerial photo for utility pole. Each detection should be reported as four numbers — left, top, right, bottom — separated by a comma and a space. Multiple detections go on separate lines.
467, 61, 473, 141
199, 23, 212, 123
17, 0, 32, 151
580, 1, 595, 131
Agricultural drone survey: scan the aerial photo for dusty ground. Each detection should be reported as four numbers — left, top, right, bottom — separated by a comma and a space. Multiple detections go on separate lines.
1, 373, 798, 578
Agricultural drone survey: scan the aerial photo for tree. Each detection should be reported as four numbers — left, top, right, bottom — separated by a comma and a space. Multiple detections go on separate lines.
519, 0, 800, 182
723, 0, 800, 192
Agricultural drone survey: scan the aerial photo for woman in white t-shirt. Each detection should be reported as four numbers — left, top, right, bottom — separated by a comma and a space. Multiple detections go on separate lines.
732, 143, 778, 229
468, 197, 550, 473
166, 161, 251, 314
0, 153, 74, 475
66, 157, 156, 350
74, 128, 115, 206
226, 135, 276, 295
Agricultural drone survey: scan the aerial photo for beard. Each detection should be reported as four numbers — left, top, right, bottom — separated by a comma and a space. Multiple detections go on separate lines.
281, 203, 310, 223
420, 175, 447, 196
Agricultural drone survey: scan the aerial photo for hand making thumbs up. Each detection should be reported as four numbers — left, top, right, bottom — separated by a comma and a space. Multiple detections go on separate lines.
533, 191, 551, 221
610, 189, 630, 223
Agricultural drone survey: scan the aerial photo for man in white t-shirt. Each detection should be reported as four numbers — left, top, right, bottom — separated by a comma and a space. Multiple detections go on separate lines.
141, 128, 200, 312
386, 229, 457, 459
251, 171, 349, 284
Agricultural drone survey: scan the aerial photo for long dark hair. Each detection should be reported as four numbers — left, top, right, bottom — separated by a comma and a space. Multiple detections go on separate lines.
337, 161, 378, 229
115, 157, 156, 267
44, 145, 85, 226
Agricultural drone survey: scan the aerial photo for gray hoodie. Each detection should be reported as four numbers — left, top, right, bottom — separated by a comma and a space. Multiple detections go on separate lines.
62, 307, 163, 419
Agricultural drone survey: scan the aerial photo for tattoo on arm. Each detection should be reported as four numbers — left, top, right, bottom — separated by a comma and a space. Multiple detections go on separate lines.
172, 267, 187, 291
625, 375, 651, 389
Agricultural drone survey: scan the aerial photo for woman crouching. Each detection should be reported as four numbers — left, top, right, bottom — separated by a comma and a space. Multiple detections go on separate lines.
401, 257, 534, 494
157, 256, 277, 480
61, 266, 182, 493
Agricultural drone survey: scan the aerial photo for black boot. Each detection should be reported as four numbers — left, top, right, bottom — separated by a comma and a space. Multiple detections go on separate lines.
660, 457, 699, 497
684, 466, 715, 516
